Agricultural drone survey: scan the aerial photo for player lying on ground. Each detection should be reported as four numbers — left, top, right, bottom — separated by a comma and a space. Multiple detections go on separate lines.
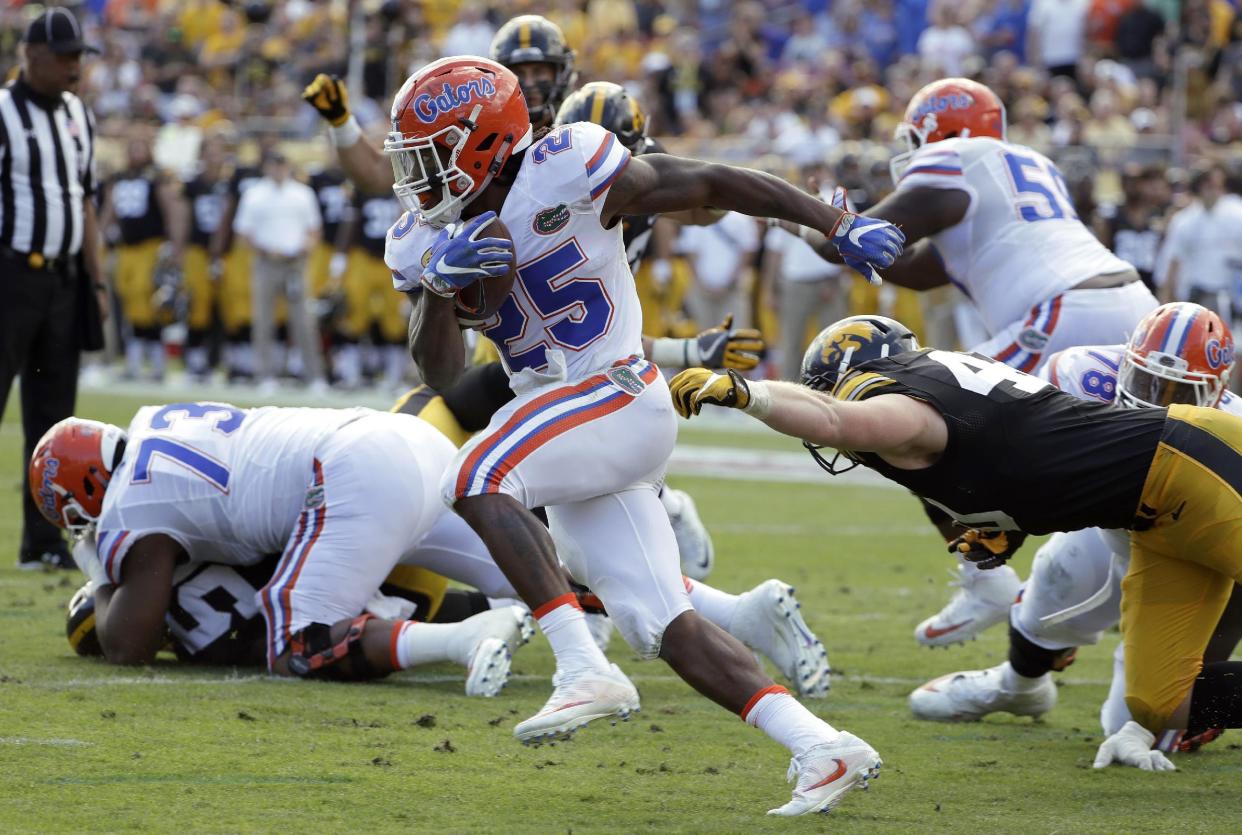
776, 77, 1157, 649
304, 26, 743, 582
388, 57, 901, 815
908, 302, 1242, 753
671, 314, 1242, 772
30, 404, 536, 689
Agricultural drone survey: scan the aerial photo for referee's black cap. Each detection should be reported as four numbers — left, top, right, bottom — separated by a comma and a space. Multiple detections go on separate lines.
22, 7, 99, 55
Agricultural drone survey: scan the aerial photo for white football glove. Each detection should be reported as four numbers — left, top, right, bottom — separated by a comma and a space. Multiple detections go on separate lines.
1092, 721, 1177, 772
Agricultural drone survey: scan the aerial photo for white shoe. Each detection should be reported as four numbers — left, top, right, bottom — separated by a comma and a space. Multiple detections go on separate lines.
665, 488, 715, 580
731, 580, 831, 698
513, 663, 640, 744
909, 663, 1057, 722
768, 732, 882, 816
460, 606, 535, 698
914, 564, 1021, 647
585, 611, 613, 653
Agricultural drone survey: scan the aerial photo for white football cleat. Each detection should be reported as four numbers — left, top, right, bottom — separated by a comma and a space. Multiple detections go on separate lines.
915, 564, 1021, 647
909, 663, 1057, 722
513, 663, 640, 744
768, 732, 882, 816
464, 638, 512, 697
664, 487, 715, 580
731, 580, 831, 698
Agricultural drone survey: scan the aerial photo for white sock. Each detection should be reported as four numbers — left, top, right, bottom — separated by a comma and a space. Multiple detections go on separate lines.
658, 486, 684, 516
743, 686, 839, 757
684, 577, 741, 632
125, 339, 143, 376
999, 660, 1048, 692
185, 346, 209, 376
335, 344, 362, 387
536, 595, 610, 674
393, 620, 477, 669
384, 345, 407, 387
956, 550, 986, 578
147, 339, 166, 377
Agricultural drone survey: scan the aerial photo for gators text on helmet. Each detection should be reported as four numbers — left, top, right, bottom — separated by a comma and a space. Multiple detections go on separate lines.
556, 81, 648, 153
890, 78, 1006, 182
385, 56, 532, 229
490, 15, 577, 128
1118, 302, 1235, 409
29, 418, 127, 533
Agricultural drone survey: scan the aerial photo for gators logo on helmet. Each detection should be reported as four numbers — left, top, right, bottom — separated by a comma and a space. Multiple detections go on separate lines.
801, 315, 920, 393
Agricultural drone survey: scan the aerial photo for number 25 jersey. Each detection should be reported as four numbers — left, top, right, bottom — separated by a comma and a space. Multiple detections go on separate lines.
896, 138, 1131, 335
388, 121, 643, 388
832, 349, 1167, 535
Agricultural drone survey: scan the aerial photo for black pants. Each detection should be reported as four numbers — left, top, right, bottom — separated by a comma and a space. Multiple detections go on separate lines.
0, 253, 80, 554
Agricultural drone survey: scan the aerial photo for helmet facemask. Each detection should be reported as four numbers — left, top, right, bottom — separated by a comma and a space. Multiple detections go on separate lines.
386, 107, 483, 229
890, 115, 934, 183
1117, 348, 1227, 410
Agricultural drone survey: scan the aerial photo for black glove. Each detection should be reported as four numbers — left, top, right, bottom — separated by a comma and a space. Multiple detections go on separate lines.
948, 529, 1026, 570
302, 74, 351, 127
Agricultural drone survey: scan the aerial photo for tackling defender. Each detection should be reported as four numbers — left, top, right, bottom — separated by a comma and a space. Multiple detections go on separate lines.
387, 57, 901, 815
909, 302, 1242, 753
788, 77, 1158, 650
672, 315, 1242, 772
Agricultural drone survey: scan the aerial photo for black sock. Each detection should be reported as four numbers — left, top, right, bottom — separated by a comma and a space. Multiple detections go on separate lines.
1187, 661, 1242, 735
1008, 622, 1076, 678
430, 590, 493, 624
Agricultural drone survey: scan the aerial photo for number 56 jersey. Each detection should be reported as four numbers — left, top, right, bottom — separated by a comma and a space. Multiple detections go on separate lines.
897, 138, 1132, 335
96, 403, 368, 580
389, 121, 642, 390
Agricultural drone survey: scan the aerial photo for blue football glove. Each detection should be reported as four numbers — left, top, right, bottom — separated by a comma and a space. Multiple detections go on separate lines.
829, 187, 904, 286
420, 210, 514, 298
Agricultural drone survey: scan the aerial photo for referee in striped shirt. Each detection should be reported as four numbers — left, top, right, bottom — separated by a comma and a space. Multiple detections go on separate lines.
1, 8, 107, 570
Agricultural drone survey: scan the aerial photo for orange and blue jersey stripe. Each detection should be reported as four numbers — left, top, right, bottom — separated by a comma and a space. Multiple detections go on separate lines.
454, 356, 658, 498
586, 132, 630, 201
260, 459, 326, 669
99, 529, 131, 584
901, 149, 963, 179
994, 295, 1063, 373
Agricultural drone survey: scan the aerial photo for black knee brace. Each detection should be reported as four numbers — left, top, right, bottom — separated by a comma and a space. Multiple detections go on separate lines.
287, 614, 376, 680
1008, 621, 1077, 679
1187, 661, 1242, 736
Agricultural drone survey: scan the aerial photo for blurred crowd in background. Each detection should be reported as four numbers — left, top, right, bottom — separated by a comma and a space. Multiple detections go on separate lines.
4, 0, 1242, 390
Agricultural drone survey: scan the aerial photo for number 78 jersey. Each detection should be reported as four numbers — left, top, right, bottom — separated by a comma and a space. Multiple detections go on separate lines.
388, 121, 643, 387
897, 137, 1131, 335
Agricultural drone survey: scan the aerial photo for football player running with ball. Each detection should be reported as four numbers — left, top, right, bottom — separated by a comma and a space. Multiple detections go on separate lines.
672, 315, 1242, 773
784, 78, 1158, 652
909, 303, 1242, 756
384, 57, 902, 816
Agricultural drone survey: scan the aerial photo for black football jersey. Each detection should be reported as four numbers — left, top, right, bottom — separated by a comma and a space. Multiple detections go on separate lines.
619, 136, 663, 273
183, 173, 230, 247
832, 349, 1167, 534
166, 557, 276, 665
309, 169, 350, 244
109, 169, 166, 245
353, 193, 401, 259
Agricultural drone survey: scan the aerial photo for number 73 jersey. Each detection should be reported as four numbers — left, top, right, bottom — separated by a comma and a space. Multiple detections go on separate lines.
896, 137, 1131, 335
388, 121, 643, 386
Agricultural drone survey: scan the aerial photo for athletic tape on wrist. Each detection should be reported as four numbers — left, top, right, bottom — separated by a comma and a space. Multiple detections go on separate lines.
743, 380, 773, 419
329, 116, 362, 148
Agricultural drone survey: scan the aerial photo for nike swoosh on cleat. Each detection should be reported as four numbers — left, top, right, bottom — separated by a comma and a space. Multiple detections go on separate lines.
923, 620, 973, 640
548, 700, 593, 714
805, 759, 848, 791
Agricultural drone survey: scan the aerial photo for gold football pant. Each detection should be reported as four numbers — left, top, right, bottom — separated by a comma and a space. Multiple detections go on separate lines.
1122, 404, 1242, 730
341, 249, 405, 343
114, 239, 164, 329
182, 245, 217, 332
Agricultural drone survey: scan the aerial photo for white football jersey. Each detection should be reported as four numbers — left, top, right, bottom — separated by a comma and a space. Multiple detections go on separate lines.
96, 404, 369, 583
1040, 344, 1242, 416
897, 137, 1131, 335
388, 121, 642, 388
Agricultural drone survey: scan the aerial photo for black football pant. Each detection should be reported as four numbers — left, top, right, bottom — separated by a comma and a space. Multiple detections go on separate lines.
0, 254, 80, 555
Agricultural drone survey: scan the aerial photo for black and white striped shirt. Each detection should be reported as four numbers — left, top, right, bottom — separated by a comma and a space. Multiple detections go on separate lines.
0, 76, 96, 258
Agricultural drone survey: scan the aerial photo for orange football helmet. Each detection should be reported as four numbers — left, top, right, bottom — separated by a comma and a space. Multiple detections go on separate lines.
891, 78, 1006, 181
29, 418, 127, 532
384, 56, 532, 229
1118, 303, 1235, 409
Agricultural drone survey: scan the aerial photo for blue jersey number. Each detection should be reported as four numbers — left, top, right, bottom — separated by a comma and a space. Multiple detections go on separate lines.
485, 240, 614, 372
532, 128, 572, 164
1080, 370, 1117, 401
1003, 152, 1078, 222
131, 403, 245, 491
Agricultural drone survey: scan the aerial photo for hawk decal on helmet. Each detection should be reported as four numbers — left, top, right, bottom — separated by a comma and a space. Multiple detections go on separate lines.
801, 315, 920, 394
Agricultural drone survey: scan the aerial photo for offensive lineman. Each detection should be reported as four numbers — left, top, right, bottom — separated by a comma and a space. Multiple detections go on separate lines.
909, 303, 1242, 754
671, 315, 1242, 772
787, 78, 1158, 649
388, 57, 902, 815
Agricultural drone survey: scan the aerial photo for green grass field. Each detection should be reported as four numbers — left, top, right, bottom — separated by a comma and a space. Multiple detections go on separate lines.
1, 391, 1237, 833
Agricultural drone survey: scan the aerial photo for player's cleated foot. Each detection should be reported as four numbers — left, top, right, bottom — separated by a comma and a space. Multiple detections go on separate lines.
665, 487, 715, 581
915, 564, 1020, 648
731, 580, 831, 698
767, 733, 882, 816
464, 638, 512, 697
1157, 727, 1225, 754
17, 545, 75, 571
513, 663, 640, 744
909, 663, 1056, 722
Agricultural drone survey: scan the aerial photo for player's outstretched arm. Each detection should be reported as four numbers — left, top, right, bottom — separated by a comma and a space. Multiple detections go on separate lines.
668, 369, 947, 464
603, 154, 904, 275
93, 535, 179, 665
303, 74, 395, 196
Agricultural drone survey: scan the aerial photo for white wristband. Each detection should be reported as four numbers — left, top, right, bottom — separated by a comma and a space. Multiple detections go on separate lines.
329, 115, 362, 148
72, 533, 109, 587
651, 337, 697, 369
743, 379, 773, 419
